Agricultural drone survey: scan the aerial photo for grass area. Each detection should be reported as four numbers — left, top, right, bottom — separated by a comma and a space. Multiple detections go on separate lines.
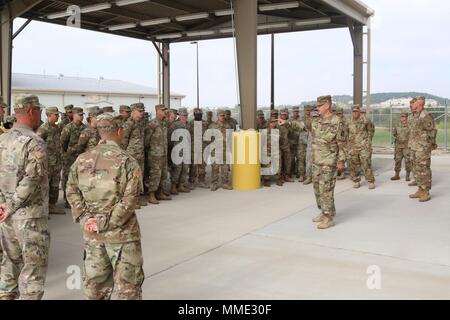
373, 128, 450, 149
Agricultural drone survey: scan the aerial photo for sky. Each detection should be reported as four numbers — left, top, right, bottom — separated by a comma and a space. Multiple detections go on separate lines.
11, 0, 450, 107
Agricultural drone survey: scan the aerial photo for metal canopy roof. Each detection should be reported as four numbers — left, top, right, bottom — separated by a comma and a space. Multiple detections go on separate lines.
10, 0, 374, 43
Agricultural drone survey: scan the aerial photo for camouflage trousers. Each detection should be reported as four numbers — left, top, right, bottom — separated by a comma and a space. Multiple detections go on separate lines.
62, 155, 77, 200
263, 154, 282, 183
305, 139, 313, 178
290, 143, 299, 177
394, 146, 411, 173
281, 148, 292, 178
297, 143, 307, 178
143, 151, 150, 194
0, 218, 50, 300
410, 148, 432, 191
48, 163, 62, 205
189, 161, 206, 184
348, 148, 375, 183
312, 164, 337, 215
211, 164, 230, 185
171, 163, 189, 185
148, 156, 168, 192
83, 241, 144, 300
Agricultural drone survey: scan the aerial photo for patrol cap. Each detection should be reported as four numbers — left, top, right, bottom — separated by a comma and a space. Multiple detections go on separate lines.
179, 108, 188, 116
119, 105, 131, 112
304, 105, 313, 111
102, 106, 114, 113
46, 106, 61, 115
400, 112, 409, 117
257, 110, 265, 116
217, 109, 226, 116
193, 108, 202, 114
410, 97, 417, 104
352, 105, 361, 112
87, 106, 103, 117
280, 108, 289, 115
206, 111, 213, 116
97, 114, 125, 134
415, 96, 426, 102
317, 95, 332, 107
64, 104, 74, 112
271, 109, 279, 115
14, 94, 44, 110
292, 106, 300, 112
130, 103, 145, 111
225, 109, 231, 115
169, 108, 178, 114
72, 107, 85, 115
336, 107, 344, 113
155, 104, 168, 112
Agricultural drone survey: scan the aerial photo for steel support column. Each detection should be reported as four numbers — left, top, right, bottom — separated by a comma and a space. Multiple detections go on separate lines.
0, 7, 13, 109
352, 25, 363, 108
162, 42, 170, 107
233, 0, 257, 129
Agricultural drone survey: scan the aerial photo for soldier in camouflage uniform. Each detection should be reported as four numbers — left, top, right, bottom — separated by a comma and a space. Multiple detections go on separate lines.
336, 107, 349, 180
0, 101, 6, 134
58, 104, 73, 130
256, 110, 267, 130
60, 107, 87, 207
347, 106, 376, 190
188, 108, 208, 189
66, 113, 144, 300
37, 107, 65, 215
299, 105, 313, 183
168, 108, 178, 126
75, 106, 103, 154
225, 109, 238, 131
121, 103, 147, 209
408, 96, 437, 202
119, 105, 131, 121
289, 107, 305, 180
205, 111, 214, 128
391, 112, 411, 181
279, 109, 293, 182
209, 109, 233, 191
147, 104, 171, 204
263, 118, 283, 187
0, 95, 50, 300
408, 98, 418, 185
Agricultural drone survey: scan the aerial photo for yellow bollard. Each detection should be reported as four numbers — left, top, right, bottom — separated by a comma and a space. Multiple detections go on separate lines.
232, 130, 261, 190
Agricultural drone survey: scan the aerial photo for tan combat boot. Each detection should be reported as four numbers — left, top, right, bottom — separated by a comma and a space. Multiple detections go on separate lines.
148, 192, 159, 205
317, 215, 335, 230
419, 189, 431, 202
263, 180, 271, 187
312, 212, 325, 223
409, 188, 422, 199
156, 189, 172, 201
177, 184, 191, 193
139, 197, 148, 207
408, 181, 418, 187
303, 177, 312, 185
405, 172, 411, 182
390, 172, 400, 181
368, 182, 376, 190
353, 182, 360, 189
276, 179, 284, 187
222, 184, 233, 190
299, 176, 305, 183
210, 183, 218, 192
284, 176, 294, 183
170, 184, 179, 195
0, 295, 16, 300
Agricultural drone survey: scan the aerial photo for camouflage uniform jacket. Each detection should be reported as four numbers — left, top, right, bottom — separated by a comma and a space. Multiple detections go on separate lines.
256, 119, 268, 130
168, 120, 189, 151
278, 123, 291, 152
58, 116, 71, 131
147, 118, 168, 157
311, 115, 346, 167
61, 122, 87, 160
66, 140, 142, 244
393, 122, 410, 148
76, 125, 101, 154
208, 120, 232, 154
37, 122, 62, 167
226, 118, 238, 131
121, 118, 145, 161
288, 118, 303, 146
409, 110, 436, 152
348, 117, 372, 151
288, 119, 307, 145
0, 124, 49, 220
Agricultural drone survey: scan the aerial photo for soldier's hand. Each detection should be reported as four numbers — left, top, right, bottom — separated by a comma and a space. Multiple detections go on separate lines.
337, 162, 345, 170
0, 205, 9, 224
84, 218, 98, 233
278, 119, 286, 126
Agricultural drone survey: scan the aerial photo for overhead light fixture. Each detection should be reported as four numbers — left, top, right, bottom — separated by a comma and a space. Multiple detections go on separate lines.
215, 9, 234, 16
259, 1, 300, 11
47, 11, 71, 19
156, 33, 183, 40
80, 3, 112, 13
186, 30, 215, 37
108, 23, 137, 31
295, 17, 331, 26
141, 17, 171, 26
175, 12, 209, 22
257, 22, 290, 30
219, 27, 234, 34
116, 0, 149, 6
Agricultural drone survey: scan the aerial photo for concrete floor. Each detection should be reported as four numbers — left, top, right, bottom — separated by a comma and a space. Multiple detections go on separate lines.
44, 154, 450, 300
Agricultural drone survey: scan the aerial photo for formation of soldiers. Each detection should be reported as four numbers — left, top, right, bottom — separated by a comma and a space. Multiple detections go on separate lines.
0, 93, 436, 300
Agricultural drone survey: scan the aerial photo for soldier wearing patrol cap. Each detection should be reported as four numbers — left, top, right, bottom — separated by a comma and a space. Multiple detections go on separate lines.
205, 110, 214, 128
263, 117, 283, 187
168, 108, 178, 126
278, 108, 293, 182
61, 107, 87, 207
121, 103, 147, 209
360, 108, 375, 142
256, 110, 267, 130
75, 106, 103, 154
66, 113, 144, 300
407, 97, 418, 186
0, 94, 50, 300
120, 105, 131, 121
147, 104, 171, 204
270, 109, 279, 120
298, 105, 313, 182
391, 112, 411, 181
335, 107, 349, 180
188, 108, 208, 189
225, 109, 238, 131
289, 106, 306, 180
59, 104, 74, 130
37, 106, 65, 215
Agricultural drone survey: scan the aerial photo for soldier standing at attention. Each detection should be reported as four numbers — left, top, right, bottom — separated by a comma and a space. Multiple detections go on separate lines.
59, 104, 73, 130
0, 95, 50, 300
66, 114, 144, 300
289, 107, 302, 180
336, 107, 349, 180
37, 107, 65, 215
205, 111, 214, 128
225, 109, 238, 131
278, 109, 293, 183
256, 110, 267, 130
0, 100, 6, 134
391, 112, 411, 181
209, 109, 233, 191
121, 103, 147, 209
76, 106, 103, 154
299, 105, 312, 183
188, 108, 208, 189
408, 96, 437, 202
408, 98, 418, 186
263, 118, 283, 187
147, 104, 171, 204
119, 105, 131, 121
347, 105, 376, 190
60, 107, 86, 208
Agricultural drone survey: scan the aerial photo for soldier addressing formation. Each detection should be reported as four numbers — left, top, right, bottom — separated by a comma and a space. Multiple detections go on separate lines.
0, 92, 439, 299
